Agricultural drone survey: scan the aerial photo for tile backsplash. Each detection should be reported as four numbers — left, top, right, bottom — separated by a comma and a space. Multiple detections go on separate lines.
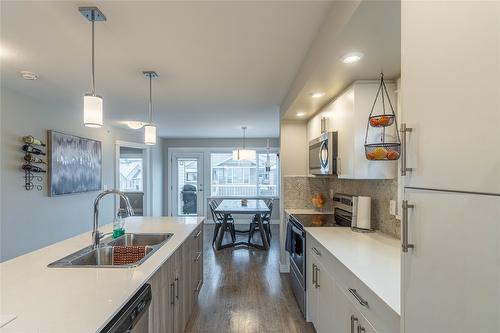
283, 176, 400, 239
283, 176, 332, 211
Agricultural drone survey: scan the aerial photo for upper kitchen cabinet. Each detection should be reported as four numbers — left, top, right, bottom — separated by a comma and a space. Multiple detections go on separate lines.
308, 81, 397, 179
401, 1, 500, 194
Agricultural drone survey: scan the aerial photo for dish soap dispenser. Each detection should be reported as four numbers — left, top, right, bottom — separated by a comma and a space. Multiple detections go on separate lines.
113, 209, 126, 238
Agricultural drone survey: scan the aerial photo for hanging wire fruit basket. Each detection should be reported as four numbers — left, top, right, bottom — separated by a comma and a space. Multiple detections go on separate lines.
364, 73, 401, 161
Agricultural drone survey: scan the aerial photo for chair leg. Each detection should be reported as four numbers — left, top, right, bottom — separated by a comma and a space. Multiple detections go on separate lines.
230, 224, 236, 243
212, 223, 221, 246
268, 223, 272, 239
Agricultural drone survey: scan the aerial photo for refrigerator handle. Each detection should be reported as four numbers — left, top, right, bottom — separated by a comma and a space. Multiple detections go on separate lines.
402, 200, 415, 252
400, 123, 413, 176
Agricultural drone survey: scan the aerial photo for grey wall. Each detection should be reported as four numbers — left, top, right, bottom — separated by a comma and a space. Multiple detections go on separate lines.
161, 137, 280, 218
0, 88, 162, 261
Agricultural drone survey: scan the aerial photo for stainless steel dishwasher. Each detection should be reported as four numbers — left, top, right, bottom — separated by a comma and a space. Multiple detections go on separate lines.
100, 284, 151, 333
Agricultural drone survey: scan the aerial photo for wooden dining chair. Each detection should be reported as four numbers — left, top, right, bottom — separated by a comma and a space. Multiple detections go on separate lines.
248, 200, 273, 243
209, 200, 236, 246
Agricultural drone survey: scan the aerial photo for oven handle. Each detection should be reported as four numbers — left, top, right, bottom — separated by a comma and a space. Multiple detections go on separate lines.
291, 225, 304, 236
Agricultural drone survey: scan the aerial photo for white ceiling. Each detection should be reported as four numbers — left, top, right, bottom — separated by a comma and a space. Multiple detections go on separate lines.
281, 0, 401, 120
1, 1, 332, 138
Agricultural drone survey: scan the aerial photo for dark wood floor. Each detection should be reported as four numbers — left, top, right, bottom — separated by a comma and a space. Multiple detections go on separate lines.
184, 224, 316, 333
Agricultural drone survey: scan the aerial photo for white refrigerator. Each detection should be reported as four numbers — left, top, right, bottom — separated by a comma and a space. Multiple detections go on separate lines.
401, 1, 500, 332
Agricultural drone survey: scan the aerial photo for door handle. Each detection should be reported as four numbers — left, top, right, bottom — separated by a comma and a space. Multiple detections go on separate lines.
350, 315, 358, 333
175, 277, 180, 300
400, 123, 413, 176
348, 288, 368, 307
315, 266, 320, 288
312, 264, 317, 287
402, 200, 415, 252
194, 251, 202, 262
170, 282, 175, 305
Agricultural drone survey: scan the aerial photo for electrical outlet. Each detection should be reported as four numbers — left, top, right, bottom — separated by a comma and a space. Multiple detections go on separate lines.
389, 200, 397, 216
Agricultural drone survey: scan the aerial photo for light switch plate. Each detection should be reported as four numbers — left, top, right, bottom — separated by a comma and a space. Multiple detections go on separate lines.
389, 200, 397, 216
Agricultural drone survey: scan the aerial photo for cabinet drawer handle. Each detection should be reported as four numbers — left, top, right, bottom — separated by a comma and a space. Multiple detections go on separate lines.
312, 247, 321, 256
194, 251, 202, 262
348, 288, 368, 307
170, 282, 175, 305
194, 230, 202, 239
315, 266, 320, 288
357, 324, 365, 333
195, 279, 202, 292
350, 315, 358, 333
400, 123, 413, 176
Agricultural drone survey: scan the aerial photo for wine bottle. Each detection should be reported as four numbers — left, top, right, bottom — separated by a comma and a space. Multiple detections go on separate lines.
22, 164, 46, 173
22, 136, 46, 147
22, 145, 46, 155
24, 154, 46, 164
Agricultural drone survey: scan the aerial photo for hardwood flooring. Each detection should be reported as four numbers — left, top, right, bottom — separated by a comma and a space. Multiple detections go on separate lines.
184, 224, 315, 333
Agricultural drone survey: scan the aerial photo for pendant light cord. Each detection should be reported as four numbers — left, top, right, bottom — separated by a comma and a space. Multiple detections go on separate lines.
242, 126, 247, 149
149, 75, 153, 124
91, 12, 96, 96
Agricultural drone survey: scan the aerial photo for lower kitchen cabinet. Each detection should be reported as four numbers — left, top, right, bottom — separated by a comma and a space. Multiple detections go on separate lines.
306, 234, 398, 333
148, 223, 204, 333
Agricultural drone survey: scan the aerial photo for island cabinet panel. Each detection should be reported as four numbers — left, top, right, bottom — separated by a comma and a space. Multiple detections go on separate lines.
148, 222, 204, 333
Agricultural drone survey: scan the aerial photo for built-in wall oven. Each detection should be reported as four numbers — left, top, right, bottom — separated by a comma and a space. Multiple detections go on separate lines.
309, 131, 338, 175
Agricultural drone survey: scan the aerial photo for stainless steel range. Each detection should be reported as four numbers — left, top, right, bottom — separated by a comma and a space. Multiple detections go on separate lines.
286, 211, 350, 317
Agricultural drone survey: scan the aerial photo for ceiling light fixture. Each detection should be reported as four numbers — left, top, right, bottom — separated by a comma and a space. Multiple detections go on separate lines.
80, 7, 106, 128
233, 126, 256, 161
342, 52, 364, 64
126, 121, 145, 130
143, 71, 158, 145
311, 92, 325, 98
296, 112, 306, 117
19, 71, 38, 80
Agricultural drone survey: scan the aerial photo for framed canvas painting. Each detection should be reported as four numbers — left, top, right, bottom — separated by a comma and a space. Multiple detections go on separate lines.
48, 130, 102, 196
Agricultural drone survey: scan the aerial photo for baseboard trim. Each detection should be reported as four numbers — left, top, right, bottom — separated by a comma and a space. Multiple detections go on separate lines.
279, 264, 290, 273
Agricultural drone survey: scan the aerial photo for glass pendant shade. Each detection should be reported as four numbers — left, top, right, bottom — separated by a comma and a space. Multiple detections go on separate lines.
232, 149, 256, 161
144, 124, 157, 145
83, 94, 103, 128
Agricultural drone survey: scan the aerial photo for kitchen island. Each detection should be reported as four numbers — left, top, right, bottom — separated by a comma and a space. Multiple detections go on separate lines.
0, 216, 204, 333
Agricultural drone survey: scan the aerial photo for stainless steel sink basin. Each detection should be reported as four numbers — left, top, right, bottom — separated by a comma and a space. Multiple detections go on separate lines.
107, 233, 170, 247
48, 233, 173, 268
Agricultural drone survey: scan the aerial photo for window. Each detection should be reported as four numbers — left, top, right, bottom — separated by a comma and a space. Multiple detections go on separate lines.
119, 158, 143, 192
210, 152, 278, 197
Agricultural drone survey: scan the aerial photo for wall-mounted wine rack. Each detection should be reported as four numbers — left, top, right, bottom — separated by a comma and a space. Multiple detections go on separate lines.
21, 136, 47, 191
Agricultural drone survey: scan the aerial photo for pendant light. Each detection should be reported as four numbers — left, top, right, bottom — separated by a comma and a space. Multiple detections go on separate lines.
265, 139, 271, 172
143, 71, 158, 145
79, 7, 106, 128
233, 126, 256, 161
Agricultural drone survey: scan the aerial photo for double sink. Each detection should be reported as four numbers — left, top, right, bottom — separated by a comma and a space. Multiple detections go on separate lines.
48, 233, 173, 268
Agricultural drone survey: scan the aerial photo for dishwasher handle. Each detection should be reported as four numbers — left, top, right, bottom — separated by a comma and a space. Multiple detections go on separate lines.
99, 284, 152, 333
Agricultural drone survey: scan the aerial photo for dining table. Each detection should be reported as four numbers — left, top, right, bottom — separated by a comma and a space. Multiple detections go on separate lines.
214, 199, 270, 250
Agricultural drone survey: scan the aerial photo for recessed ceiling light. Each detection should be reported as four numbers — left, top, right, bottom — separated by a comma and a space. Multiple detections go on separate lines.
342, 52, 364, 64
296, 112, 306, 117
311, 92, 325, 98
126, 121, 145, 129
19, 71, 38, 80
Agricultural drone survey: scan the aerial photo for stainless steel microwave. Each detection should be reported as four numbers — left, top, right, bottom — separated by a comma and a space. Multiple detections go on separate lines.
309, 132, 338, 175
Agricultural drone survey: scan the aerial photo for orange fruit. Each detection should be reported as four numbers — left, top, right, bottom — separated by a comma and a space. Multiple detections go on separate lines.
387, 150, 400, 160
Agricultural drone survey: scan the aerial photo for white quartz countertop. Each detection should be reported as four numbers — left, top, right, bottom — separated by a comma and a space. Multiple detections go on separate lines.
285, 209, 335, 215
0, 216, 204, 333
305, 227, 401, 315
